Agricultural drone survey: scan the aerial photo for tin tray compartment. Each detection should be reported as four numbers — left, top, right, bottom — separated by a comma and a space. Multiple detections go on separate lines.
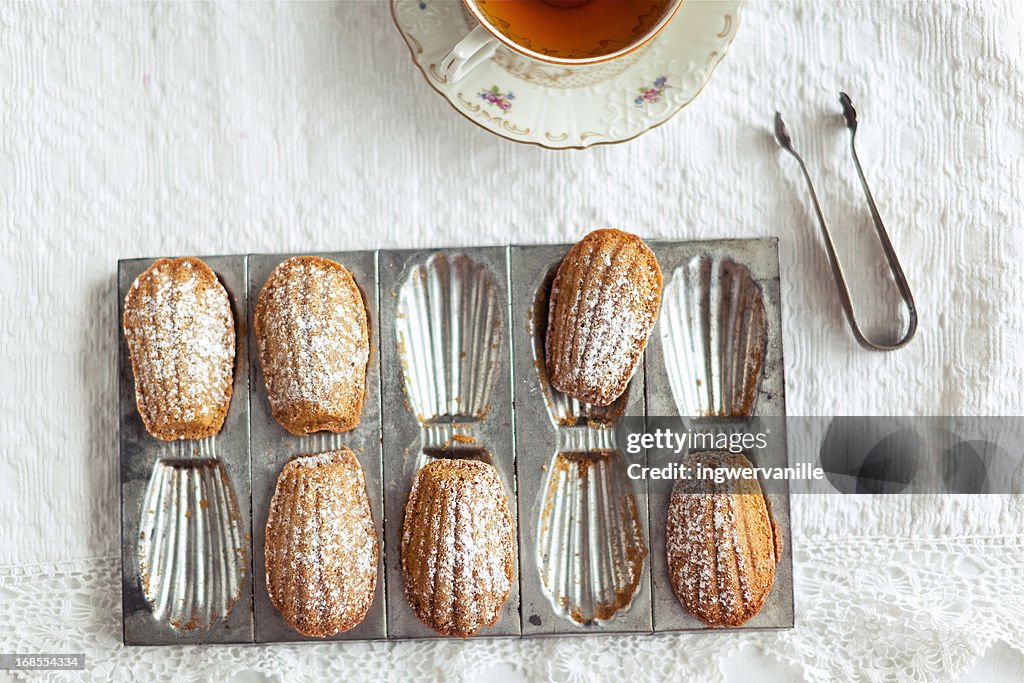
138, 455, 248, 632
645, 238, 793, 632
660, 254, 768, 418
247, 251, 387, 643
537, 450, 648, 627
511, 245, 652, 636
395, 252, 503, 425
118, 255, 254, 645
379, 247, 520, 638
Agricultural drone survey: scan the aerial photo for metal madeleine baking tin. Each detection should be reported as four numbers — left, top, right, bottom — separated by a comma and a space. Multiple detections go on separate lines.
117, 239, 793, 645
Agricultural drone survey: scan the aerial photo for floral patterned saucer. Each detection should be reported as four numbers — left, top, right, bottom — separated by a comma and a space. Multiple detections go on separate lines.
390, 0, 743, 149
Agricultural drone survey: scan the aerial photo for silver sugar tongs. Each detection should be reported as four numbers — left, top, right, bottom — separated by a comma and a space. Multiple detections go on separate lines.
774, 92, 918, 351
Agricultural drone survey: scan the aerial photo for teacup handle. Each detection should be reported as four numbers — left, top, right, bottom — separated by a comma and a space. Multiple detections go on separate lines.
438, 25, 498, 83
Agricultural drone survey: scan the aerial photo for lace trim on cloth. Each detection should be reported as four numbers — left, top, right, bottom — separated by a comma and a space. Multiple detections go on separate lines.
2, 529, 1022, 682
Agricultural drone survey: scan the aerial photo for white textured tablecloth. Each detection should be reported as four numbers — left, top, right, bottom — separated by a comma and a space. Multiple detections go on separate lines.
2, 0, 1023, 680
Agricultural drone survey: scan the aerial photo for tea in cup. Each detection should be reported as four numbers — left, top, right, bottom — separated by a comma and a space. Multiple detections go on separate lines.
439, 0, 684, 82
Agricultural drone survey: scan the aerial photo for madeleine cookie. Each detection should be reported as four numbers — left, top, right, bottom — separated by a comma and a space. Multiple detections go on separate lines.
665, 451, 779, 627
265, 449, 379, 638
401, 458, 514, 637
123, 257, 235, 441
255, 256, 370, 435
545, 229, 662, 406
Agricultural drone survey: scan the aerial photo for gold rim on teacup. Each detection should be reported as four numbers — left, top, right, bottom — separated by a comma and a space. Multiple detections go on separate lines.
439, 0, 685, 83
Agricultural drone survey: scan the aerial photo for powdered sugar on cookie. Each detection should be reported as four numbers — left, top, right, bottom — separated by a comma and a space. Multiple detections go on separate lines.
123, 257, 235, 441
401, 458, 514, 637
255, 256, 370, 435
265, 448, 379, 637
545, 229, 662, 406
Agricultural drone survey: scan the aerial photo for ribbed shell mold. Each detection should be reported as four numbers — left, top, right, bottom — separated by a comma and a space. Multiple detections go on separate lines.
395, 252, 503, 423
545, 229, 662, 406
401, 458, 514, 637
660, 255, 767, 417
538, 451, 648, 625
665, 451, 780, 627
264, 449, 379, 638
254, 255, 370, 435
137, 458, 247, 631
122, 257, 235, 441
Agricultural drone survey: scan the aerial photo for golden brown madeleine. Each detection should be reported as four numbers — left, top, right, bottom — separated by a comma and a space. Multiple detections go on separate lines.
545, 228, 662, 406
264, 448, 379, 638
401, 458, 514, 637
122, 257, 235, 441
665, 451, 779, 627
255, 256, 369, 435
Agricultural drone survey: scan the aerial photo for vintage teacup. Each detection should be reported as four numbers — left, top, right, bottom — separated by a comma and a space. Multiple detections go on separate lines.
439, 0, 685, 82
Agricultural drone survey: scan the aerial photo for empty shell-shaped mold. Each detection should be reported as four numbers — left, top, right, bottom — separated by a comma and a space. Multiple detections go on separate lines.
660, 255, 767, 417
531, 265, 631, 427
396, 253, 503, 423
137, 458, 247, 631
538, 451, 648, 625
